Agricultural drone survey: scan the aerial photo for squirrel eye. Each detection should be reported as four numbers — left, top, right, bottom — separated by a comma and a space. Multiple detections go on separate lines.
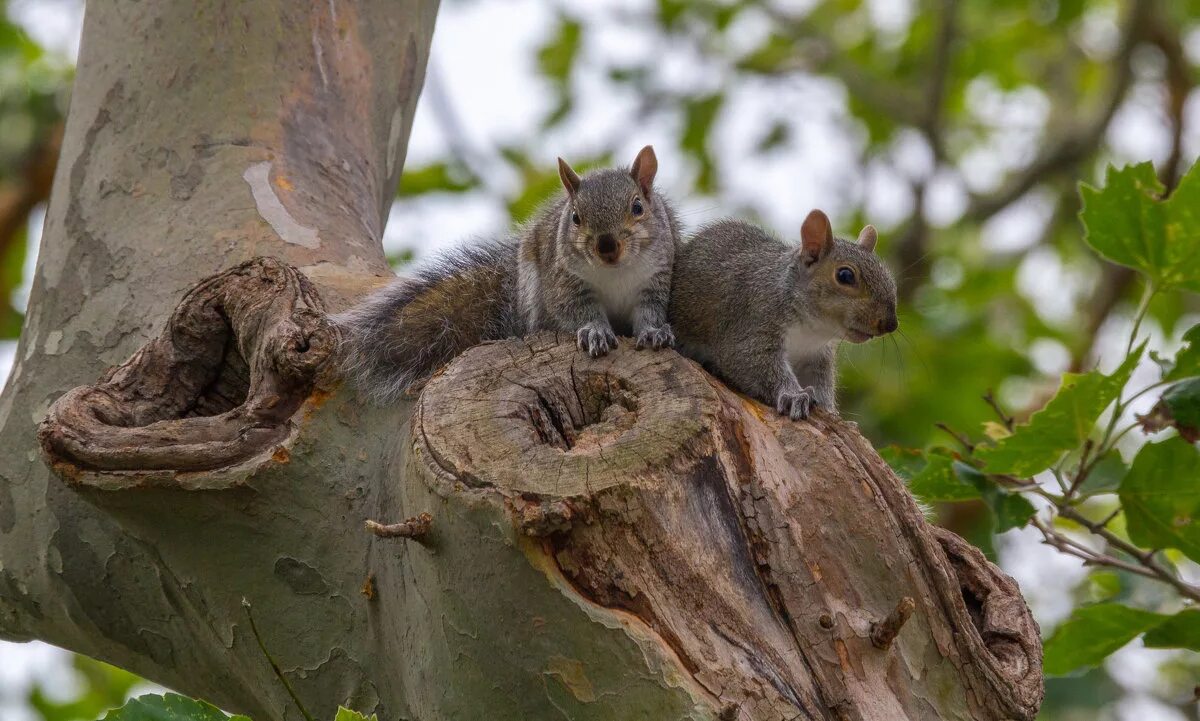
631, 197, 644, 216
571, 211, 581, 226
836, 267, 856, 285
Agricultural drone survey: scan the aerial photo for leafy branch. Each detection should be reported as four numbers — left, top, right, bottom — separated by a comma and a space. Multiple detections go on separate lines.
889, 156, 1200, 675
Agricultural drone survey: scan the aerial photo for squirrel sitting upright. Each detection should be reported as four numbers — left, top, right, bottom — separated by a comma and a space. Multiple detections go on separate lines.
519, 145, 678, 356
335, 146, 679, 403
669, 209, 897, 419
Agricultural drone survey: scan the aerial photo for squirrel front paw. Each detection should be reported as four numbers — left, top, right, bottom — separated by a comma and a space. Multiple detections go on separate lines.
776, 385, 817, 420
576, 322, 618, 358
635, 323, 676, 350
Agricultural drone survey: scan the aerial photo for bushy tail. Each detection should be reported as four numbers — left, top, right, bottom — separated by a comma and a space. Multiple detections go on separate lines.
333, 238, 521, 404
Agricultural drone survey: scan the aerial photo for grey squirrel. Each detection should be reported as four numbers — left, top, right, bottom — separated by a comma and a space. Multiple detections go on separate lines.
519, 145, 678, 356
670, 209, 898, 419
335, 146, 679, 402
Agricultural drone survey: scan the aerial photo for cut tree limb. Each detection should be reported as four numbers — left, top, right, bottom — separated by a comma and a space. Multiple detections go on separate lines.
412, 332, 1043, 720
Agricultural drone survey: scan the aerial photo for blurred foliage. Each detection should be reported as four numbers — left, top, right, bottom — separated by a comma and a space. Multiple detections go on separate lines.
24, 654, 141, 721
0, 0, 70, 340
96, 694, 377, 721
3, 0, 1200, 719
100, 694, 250, 721
898, 157, 1200, 687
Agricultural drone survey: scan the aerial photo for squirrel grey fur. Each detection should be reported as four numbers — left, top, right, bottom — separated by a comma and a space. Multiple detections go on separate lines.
519, 145, 679, 357
334, 146, 678, 403
334, 238, 521, 404
670, 209, 898, 419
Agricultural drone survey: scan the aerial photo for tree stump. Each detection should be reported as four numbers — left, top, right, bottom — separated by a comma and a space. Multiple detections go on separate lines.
408, 332, 1044, 720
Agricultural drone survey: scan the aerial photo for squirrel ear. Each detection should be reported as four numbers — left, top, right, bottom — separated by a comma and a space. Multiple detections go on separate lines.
857, 224, 878, 253
558, 157, 581, 197
799, 209, 833, 266
630, 145, 657, 197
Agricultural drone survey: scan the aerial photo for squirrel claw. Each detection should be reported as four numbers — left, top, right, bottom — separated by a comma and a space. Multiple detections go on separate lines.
576, 322, 617, 358
776, 386, 817, 420
635, 323, 676, 350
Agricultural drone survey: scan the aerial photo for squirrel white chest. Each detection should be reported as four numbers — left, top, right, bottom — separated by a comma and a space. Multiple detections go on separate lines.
784, 320, 838, 363
575, 262, 657, 332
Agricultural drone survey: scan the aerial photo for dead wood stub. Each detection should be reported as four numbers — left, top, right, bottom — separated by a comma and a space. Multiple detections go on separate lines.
365, 512, 433, 540
416, 334, 1044, 721
38, 257, 334, 483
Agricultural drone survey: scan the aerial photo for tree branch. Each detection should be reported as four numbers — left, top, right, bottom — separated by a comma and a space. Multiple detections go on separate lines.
964, 0, 1151, 222
1068, 0, 1193, 372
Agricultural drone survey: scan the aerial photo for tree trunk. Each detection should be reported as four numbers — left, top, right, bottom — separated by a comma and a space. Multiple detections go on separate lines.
1, 2, 1044, 720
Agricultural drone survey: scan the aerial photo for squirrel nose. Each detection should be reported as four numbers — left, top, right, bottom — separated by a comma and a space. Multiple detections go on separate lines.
596, 234, 620, 262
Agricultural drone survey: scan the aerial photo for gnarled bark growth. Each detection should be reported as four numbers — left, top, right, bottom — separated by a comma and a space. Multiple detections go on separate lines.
39, 257, 333, 485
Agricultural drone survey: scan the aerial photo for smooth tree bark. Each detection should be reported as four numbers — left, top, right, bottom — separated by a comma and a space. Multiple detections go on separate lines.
1, 2, 1044, 720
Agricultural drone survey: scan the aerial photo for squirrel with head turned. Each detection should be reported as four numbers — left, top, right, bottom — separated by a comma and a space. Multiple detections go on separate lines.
670, 209, 898, 419
335, 146, 679, 402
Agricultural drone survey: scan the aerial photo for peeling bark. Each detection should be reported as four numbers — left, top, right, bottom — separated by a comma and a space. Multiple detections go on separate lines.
2, 1, 1044, 719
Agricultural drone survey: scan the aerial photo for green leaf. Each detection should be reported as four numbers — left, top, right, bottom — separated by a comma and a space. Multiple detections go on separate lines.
737, 34, 795, 73
398, 162, 478, 197
1043, 604, 1164, 675
1084, 572, 1122, 603
335, 708, 378, 721
1119, 436, 1200, 563
102, 694, 251, 721
878, 445, 926, 479
1162, 378, 1200, 435
536, 14, 582, 127
680, 93, 723, 193
953, 461, 1035, 531
1076, 452, 1128, 496
536, 15, 581, 84
1143, 609, 1200, 652
28, 654, 141, 721
1079, 160, 1200, 292
1136, 380, 1200, 442
906, 451, 981, 501
1164, 323, 1200, 381
977, 344, 1143, 476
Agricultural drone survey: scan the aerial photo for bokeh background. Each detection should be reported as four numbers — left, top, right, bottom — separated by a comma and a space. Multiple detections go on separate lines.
1, 0, 1198, 719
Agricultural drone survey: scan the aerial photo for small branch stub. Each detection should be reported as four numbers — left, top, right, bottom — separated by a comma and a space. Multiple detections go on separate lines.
871, 597, 916, 649
366, 512, 433, 540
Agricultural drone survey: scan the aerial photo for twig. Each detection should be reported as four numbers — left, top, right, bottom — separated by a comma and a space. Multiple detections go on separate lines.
871, 597, 916, 649
1032, 517, 1167, 582
935, 422, 975, 452
963, 0, 1150, 222
243, 599, 316, 721
1065, 439, 1096, 498
1070, 1, 1192, 372
366, 512, 433, 539
0, 124, 62, 271
1045, 509, 1200, 603
921, 0, 958, 161
982, 390, 1014, 431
